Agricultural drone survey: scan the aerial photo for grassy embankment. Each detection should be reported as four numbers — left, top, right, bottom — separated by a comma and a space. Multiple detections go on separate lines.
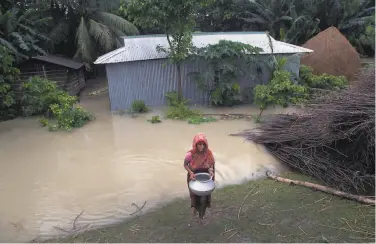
53, 172, 375, 243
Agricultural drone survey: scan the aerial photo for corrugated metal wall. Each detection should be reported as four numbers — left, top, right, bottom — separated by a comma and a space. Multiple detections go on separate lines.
105, 54, 301, 111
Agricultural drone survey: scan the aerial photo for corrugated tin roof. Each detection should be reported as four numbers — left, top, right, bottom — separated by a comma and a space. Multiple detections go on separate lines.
95, 32, 313, 64
32, 55, 84, 69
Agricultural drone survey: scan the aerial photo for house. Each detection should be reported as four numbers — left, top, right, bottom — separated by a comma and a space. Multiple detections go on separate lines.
95, 32, 313, 111
17, 55, 86, 96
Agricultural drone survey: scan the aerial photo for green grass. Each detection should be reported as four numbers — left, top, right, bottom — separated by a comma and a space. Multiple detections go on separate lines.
52, 173, 375, 243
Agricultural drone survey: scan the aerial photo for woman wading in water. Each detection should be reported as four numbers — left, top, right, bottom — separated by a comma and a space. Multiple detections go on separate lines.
184, 133, 215, 223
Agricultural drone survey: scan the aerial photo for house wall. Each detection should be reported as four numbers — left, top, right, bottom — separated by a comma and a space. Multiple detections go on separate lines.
105, 54, 301, 111
66, 68, 86, 96
16, 61, 84, 97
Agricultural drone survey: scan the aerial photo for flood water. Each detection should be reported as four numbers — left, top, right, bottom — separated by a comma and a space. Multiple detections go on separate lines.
0, 93, 291, 242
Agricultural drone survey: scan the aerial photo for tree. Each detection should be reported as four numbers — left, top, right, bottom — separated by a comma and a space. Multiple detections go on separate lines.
46, 0, 139, 64
0, 46, 20, 120
241, 0, 294, 40
127, 0, 212, 100
0, 6, 50, 61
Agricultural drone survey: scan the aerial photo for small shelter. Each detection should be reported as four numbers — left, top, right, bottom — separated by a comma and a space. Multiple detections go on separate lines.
95, 32, 313, 111
301, 27, 362, 80
17, 55, 86, 96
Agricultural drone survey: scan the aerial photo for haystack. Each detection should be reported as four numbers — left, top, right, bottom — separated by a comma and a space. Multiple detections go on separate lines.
301, 27, 361, 80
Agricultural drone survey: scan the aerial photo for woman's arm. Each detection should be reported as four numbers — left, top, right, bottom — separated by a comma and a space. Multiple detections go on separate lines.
184, 153, 194, 176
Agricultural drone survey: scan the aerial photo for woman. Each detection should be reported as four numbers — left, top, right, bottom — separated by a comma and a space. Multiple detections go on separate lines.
184, 133, 215, 219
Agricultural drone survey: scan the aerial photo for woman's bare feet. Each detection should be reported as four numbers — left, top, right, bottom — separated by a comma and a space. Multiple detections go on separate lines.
198, 217, 209, 226
191, 207, 197, 217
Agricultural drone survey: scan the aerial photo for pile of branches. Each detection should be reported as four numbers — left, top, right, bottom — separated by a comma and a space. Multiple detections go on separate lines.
234, 67, 375, 194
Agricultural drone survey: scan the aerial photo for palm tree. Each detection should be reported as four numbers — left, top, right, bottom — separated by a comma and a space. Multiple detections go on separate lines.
282, 0, 320, 45
241, 0, 294, 40
0, 6, 50, 61
47, 0, 139, 64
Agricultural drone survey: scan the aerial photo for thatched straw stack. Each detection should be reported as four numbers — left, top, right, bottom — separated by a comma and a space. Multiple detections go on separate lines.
301, 27, 362, 81
234, 66, 375, 194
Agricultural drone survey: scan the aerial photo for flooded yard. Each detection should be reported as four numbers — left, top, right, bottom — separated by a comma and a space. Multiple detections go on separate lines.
0, 93, 291, 242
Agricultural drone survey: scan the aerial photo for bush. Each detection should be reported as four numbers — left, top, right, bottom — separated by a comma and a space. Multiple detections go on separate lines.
165, 91, 201, 120
131, 99, 149, 113
299, 65, 348, 91
21, 76, 62, 116
21, 76, 94, 131
147, 115, 162, 124
254, 69, 308, 111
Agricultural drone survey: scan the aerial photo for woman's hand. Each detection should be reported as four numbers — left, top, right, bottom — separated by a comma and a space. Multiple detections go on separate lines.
209, 168, 214, 178
189, 172, 195, 180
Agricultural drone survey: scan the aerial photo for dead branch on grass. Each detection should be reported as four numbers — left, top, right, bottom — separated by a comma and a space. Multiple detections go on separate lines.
237, 184, 259, 219
130, 201, 147, 216
53, 210, 90, 235
266, 171, 375, 205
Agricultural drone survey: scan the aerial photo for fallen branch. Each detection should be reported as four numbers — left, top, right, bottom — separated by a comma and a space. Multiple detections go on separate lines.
238, 184, 259, 219
266, 171, 375, 205
53, 210, 90, 234
130, 201, 147, 216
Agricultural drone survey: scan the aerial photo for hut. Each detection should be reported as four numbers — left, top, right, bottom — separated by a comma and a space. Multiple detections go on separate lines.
94, 32, 313, 111
301, 27, 362, 80
17, 55, 86, 96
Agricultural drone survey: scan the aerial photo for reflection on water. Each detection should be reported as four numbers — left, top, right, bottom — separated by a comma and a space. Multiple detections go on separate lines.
0, 94, 289, 242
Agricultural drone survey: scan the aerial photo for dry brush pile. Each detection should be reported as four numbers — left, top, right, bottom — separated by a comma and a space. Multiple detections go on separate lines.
234, 66, 375, 194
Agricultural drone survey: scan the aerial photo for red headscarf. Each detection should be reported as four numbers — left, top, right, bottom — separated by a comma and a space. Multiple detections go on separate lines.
187, 133, 215, 170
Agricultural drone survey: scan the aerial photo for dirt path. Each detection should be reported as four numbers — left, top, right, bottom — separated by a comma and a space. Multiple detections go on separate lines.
51, 173, 375, 243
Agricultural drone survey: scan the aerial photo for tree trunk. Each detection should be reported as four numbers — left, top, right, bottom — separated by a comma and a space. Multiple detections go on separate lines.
266, 171, 375, 205
177, 63, 183, 101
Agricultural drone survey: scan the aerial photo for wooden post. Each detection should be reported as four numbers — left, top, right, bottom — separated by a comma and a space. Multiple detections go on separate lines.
42, 65, 47, 79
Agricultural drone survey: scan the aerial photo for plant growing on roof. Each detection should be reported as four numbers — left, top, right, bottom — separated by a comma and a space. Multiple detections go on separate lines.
126, 0, 214, 101
189, 40, 263, 106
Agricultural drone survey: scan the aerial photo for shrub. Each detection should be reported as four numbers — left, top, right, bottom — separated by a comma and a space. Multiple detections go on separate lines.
165, 91, 201, 120
21, 76, 62, 117
21, 76, 94, 131
131, 99, 149, 113
254, 69, 308, 111
49, 101, 94, 131
147, 115, 162, 124
299, 65, 348, 91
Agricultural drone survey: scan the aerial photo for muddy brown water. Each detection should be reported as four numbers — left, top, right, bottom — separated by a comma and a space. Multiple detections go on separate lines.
0, 94, 293, 242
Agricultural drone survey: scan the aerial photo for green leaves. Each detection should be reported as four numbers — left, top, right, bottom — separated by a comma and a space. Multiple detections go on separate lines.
21, 76, 94, 131
0, 7, 50, 61
0, 46, 18, 120
190, 40, 262, 106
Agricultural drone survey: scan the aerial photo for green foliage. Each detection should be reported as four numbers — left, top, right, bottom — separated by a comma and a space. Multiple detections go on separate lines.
127, 0, 213, 99
299, 65, 348, 91
0, 7, 50, 61
191, 40, 262, 106
254, 59, 349, 119
254, 69, 307, 110
0, 46, 19, 120
21, 76, 94, 131
165, 91, 201, 120
39, 118, 49, 127
21, 76, 62, 117
147, 115, 162, 124
131, 99, 149, 113
49, 101, 93, 131
188, 116, 217, 124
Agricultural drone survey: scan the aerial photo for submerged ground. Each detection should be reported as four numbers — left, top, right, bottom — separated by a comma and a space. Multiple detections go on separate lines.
53, 172, 375, 243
